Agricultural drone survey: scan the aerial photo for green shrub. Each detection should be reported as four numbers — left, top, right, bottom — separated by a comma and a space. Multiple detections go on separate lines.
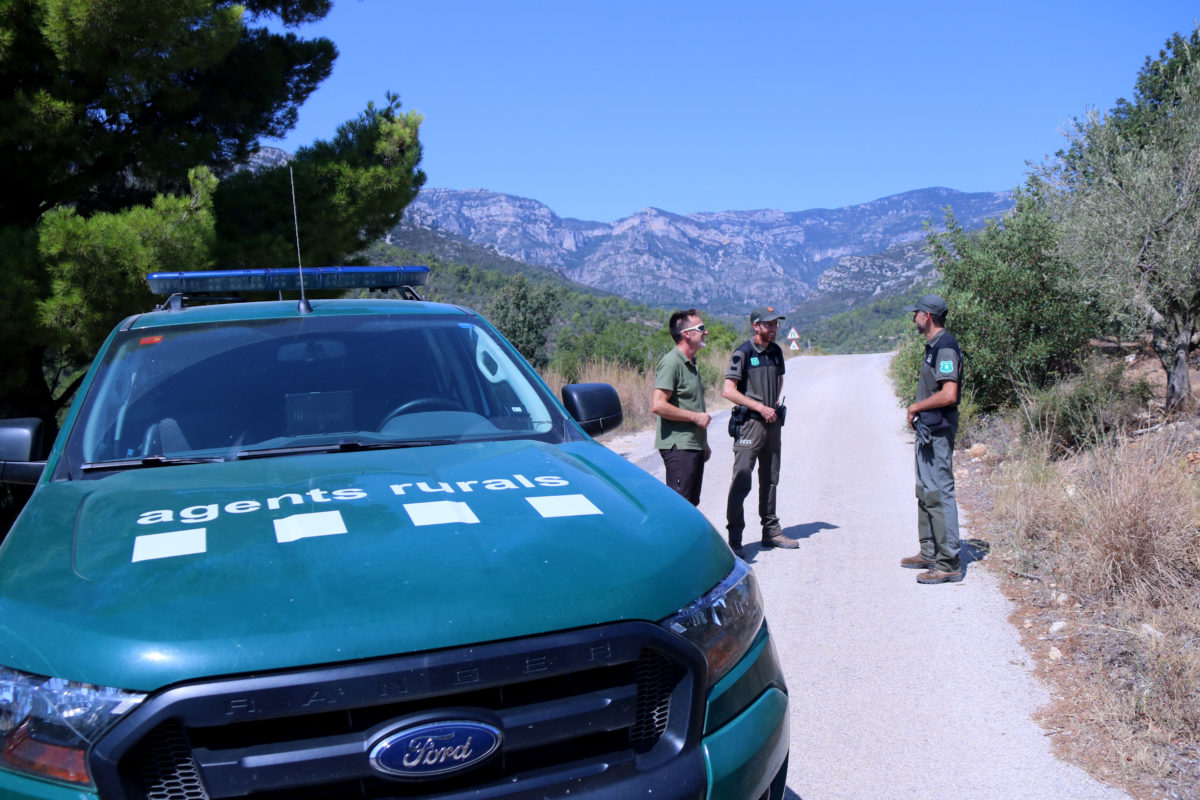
1018, 358, 1152, 454
928, 189, 1102, 410
888, 335, 925, 404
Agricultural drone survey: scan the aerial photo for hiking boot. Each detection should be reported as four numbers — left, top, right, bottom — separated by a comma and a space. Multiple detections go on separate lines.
900, 554, 936, 570
761, 533, 798, 549
916, 569, 964, 584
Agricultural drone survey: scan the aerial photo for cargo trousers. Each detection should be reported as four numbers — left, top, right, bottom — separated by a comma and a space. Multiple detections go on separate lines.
914, 428, 960, 571
726, 416, 782, 547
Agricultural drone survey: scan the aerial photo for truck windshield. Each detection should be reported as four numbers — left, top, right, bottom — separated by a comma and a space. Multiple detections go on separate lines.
61, 313, 567, 476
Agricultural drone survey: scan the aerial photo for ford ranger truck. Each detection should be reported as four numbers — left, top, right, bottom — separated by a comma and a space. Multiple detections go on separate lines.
0, 266, 789, 800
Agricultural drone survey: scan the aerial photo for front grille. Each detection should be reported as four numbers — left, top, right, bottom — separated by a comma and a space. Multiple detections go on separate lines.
91, 622, 703, 800
631, 649, 674, 747
130, 722, 207, 800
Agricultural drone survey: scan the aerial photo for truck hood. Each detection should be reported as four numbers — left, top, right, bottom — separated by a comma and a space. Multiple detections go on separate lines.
0, 441, 730, 691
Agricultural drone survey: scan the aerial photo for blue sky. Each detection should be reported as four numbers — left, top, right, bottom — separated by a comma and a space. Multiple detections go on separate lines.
267, 1, 1199, 222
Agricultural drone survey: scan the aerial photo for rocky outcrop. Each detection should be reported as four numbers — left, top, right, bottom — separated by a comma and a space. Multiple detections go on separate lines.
816, 240, 933, 296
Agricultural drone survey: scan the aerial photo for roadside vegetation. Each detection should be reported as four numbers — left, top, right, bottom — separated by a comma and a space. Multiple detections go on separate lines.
885, 29, 1200, 798
540, 345, 739, 434
949, 355, 1200, 799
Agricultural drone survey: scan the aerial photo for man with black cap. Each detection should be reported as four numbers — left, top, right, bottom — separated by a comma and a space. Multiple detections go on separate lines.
901, 293, 964, 584
722, 305, 798, 557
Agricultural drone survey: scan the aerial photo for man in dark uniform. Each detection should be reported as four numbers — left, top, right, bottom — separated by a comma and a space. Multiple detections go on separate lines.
723, 306, 798, 557
901, 294, 964, 584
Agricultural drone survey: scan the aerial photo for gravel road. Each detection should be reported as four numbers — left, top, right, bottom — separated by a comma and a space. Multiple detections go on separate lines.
604, 351, 1130, 800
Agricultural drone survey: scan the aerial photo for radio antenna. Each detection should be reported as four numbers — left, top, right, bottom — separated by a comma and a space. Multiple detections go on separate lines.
289, 166, 312, 313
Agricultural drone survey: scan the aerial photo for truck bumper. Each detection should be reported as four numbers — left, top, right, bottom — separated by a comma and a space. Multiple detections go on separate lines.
702, 625, 791, 799
0, 770, 94, 800
0, 627, 791, 800
704, 687, 790, 799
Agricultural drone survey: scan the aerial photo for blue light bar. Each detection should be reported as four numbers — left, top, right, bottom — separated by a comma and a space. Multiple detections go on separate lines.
145, 266, 430, 295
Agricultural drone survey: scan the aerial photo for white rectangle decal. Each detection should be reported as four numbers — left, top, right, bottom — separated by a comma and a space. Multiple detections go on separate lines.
404, 501, 480, 526
132, 528, 207, 562
526, 494, 602, 518
274, 510, 347, 543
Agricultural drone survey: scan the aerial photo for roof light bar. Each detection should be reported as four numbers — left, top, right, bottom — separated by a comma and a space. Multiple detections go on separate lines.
145, 266, 430, 296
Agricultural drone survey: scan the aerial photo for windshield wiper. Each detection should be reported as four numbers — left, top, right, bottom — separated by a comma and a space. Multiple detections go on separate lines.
81, 455, 225, 472
236, 439, 454, 460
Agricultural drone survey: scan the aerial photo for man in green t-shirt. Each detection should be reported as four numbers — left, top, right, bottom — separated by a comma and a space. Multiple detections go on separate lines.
651, 309, 712, 505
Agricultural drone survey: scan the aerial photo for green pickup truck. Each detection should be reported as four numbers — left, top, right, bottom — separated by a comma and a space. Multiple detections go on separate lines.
0, 267, 789, 800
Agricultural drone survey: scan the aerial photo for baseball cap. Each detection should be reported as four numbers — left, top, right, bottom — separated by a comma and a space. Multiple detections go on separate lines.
750, 306, 786, 324
903, 294, 948, 317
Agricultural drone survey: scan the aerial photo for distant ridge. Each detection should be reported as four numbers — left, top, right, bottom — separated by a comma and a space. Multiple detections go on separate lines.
396, 186, 1014, 317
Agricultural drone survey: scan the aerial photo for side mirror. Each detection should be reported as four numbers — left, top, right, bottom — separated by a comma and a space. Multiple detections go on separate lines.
0, 418, 46, 485
561, 383, 623, 436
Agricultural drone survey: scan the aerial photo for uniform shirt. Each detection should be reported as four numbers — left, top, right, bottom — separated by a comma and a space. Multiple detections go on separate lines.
726, 340, 785, 408
654, 346, 708, 451
917, 329, 962, 404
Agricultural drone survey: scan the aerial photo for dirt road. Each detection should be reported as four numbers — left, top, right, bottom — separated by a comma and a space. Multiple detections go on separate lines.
605, 351, 1128, 800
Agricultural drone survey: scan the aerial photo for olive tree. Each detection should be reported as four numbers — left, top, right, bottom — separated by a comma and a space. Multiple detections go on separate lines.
1047, 55, 1200, 411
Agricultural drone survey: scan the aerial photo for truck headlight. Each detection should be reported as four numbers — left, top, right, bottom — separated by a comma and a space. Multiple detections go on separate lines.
661, 559, 765, 687
0, 666, 145, 785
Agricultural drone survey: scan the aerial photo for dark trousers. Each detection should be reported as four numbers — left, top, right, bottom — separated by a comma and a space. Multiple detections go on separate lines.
660, 446, 705, 506
726, 418, 782, 545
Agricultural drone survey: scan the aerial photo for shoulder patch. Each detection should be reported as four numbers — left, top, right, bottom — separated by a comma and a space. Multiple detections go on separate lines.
939, 360, 954, 374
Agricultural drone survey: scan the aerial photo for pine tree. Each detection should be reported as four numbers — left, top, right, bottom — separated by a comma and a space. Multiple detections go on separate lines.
0, 2, 425, 424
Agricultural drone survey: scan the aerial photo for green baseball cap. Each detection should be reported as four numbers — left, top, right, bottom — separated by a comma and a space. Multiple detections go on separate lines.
750, 306, 785, 324
903, 294, 948, 317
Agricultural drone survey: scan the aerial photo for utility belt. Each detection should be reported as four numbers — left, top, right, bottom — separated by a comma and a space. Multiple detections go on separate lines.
917, 406, 957, 435
728, 403, 786, 438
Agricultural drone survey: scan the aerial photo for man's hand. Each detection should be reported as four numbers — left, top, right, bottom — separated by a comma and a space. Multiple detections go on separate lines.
723, 378, 778, 424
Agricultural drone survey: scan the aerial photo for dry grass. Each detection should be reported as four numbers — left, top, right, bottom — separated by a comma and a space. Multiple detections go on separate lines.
970, 415, 1200, 798
541, 358, 656, 430
540, 347, 732, 433
997, 431, 1200, 601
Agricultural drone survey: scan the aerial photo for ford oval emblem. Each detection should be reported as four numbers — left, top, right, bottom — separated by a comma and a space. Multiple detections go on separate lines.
369, 719, 503, 779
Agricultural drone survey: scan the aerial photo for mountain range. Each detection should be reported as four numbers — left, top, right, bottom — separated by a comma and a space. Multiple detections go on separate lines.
393, 186, 1015, 319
